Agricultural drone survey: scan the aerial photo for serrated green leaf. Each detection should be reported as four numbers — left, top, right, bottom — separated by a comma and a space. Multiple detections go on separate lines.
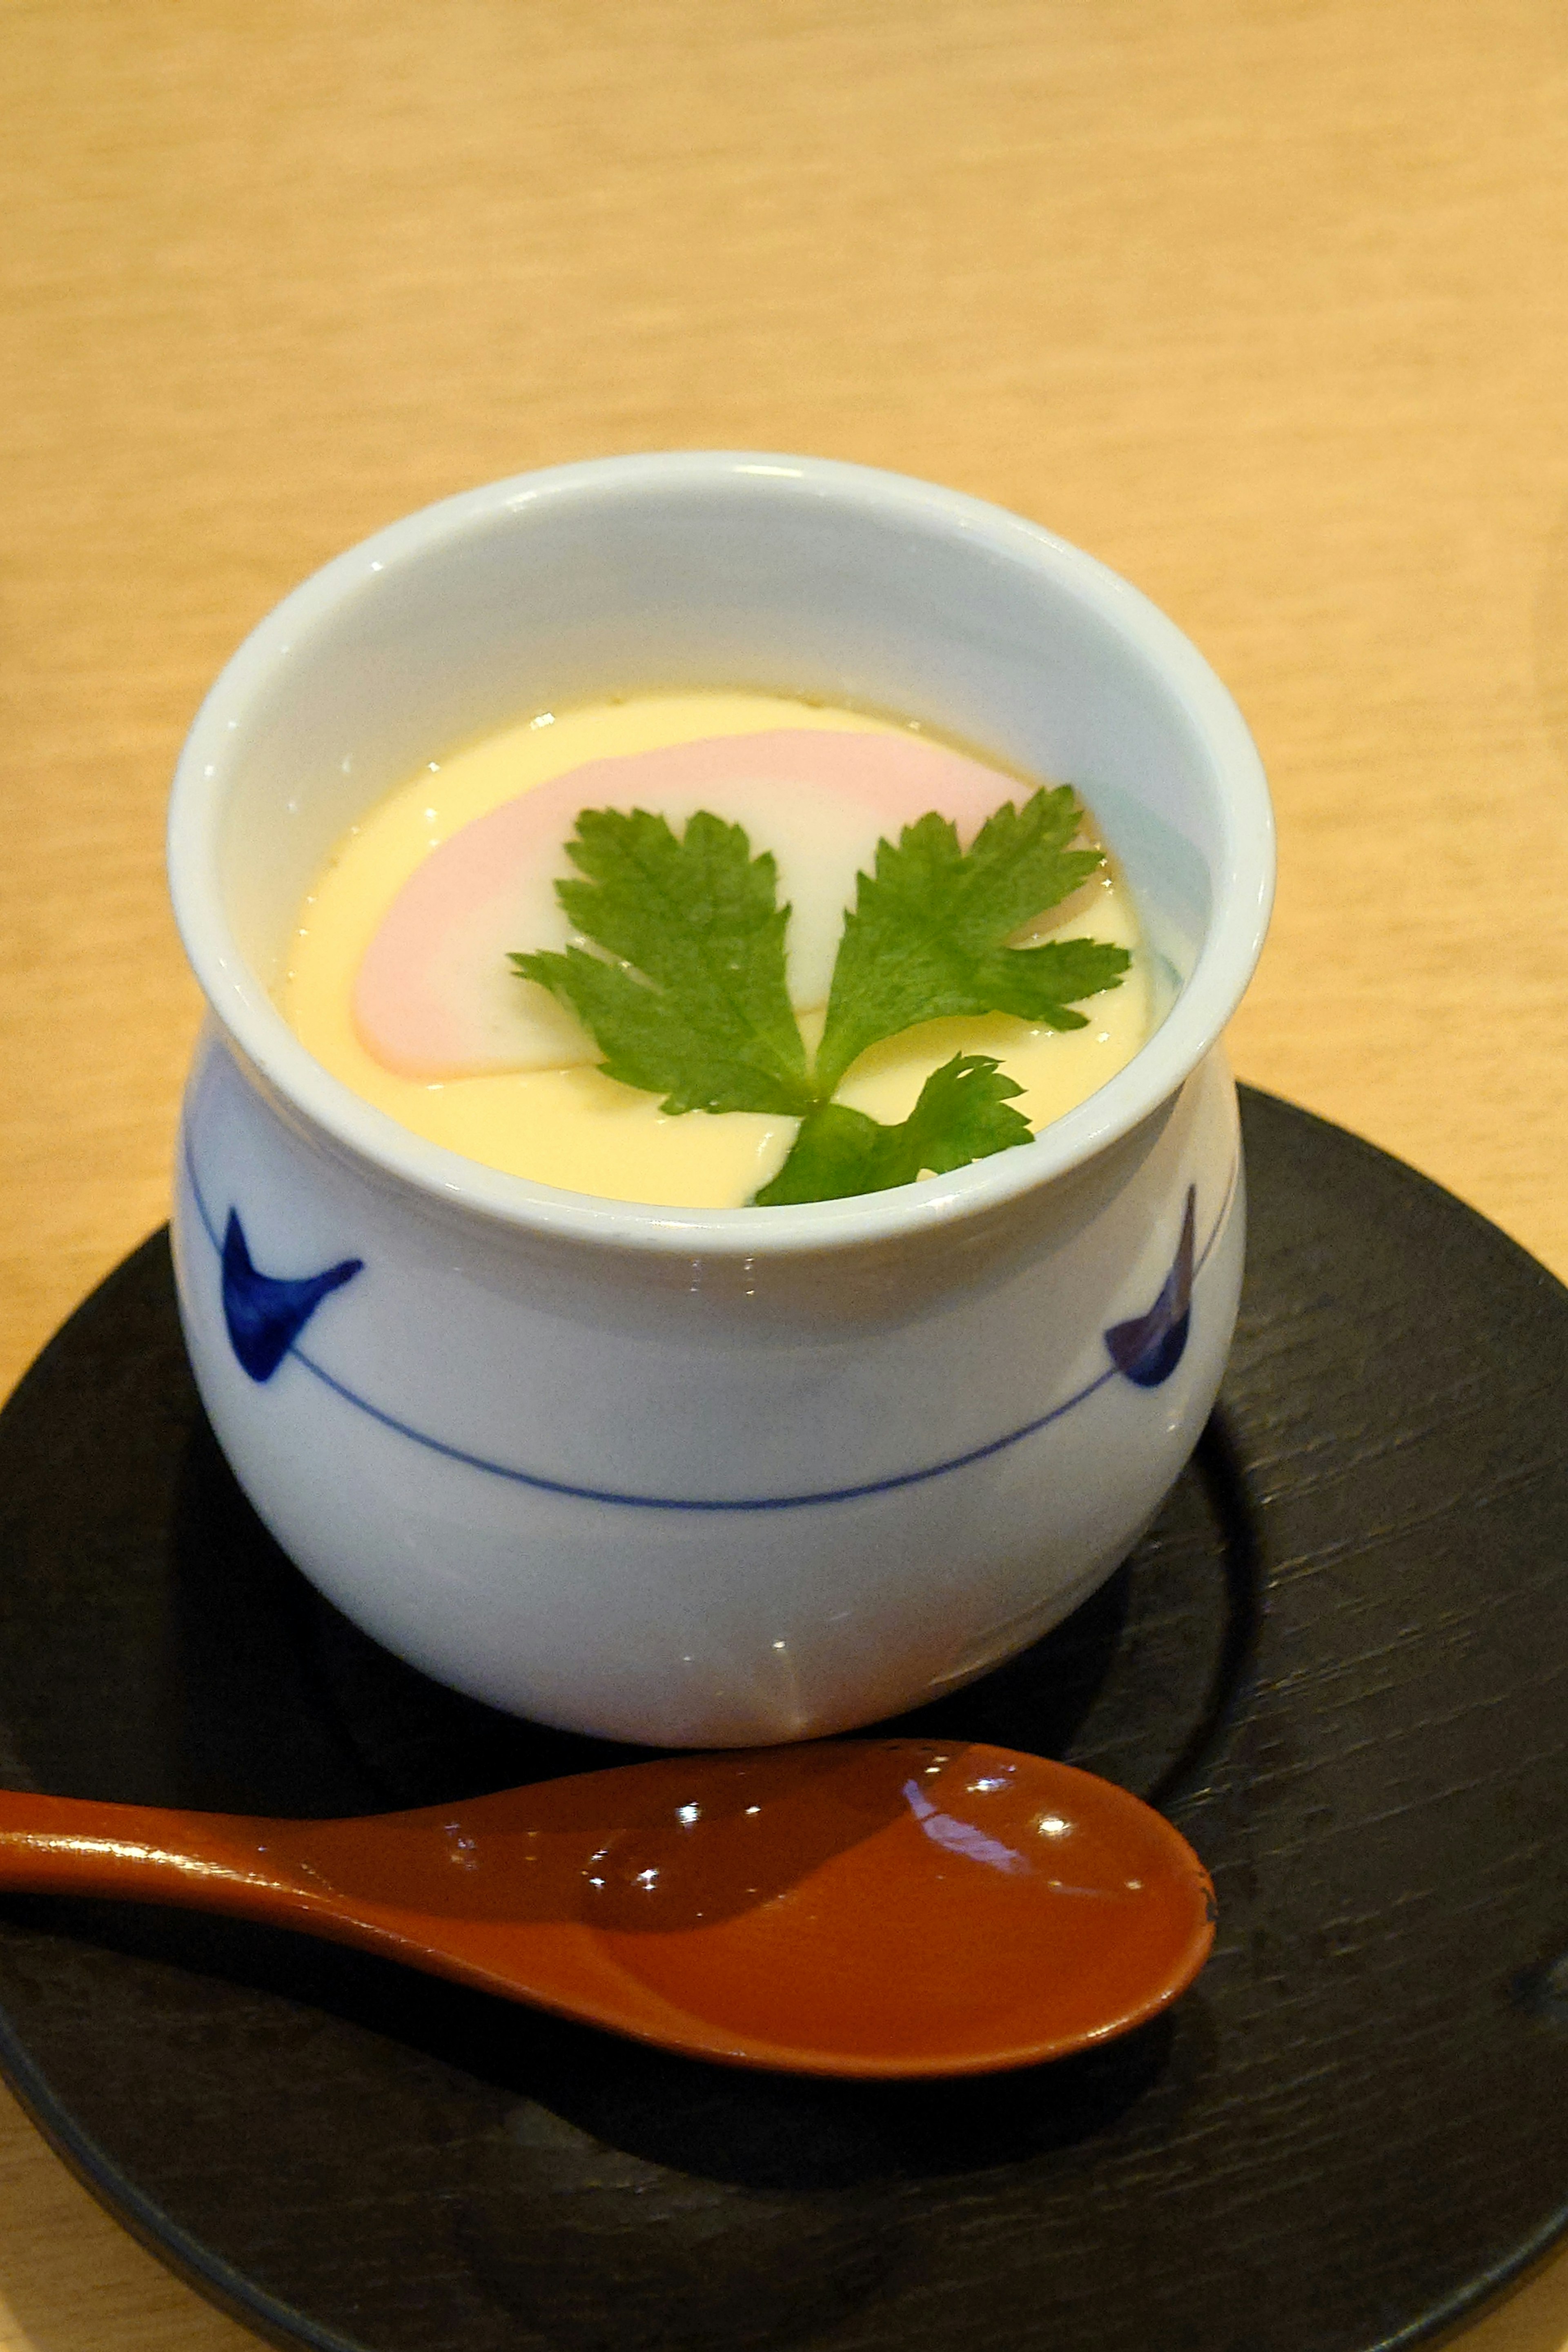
510, 806, 814, 1117
510, 788, 1135, 1200
752, 1054, 1033, 1205
813, 788, 1129, 1094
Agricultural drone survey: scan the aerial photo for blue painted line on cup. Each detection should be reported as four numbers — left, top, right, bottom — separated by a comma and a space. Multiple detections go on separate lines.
179, 1125, 1239, 1515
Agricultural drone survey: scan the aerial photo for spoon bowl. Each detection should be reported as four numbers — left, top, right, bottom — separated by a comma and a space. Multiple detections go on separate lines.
0, 1740, 1214, 2077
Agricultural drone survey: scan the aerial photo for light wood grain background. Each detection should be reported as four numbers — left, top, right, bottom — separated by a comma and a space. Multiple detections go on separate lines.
3, 2, 1567, 2345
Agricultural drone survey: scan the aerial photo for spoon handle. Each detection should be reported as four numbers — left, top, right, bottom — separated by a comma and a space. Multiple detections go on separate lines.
0, 1787, 612, 2020
0, 1788, 309, 1915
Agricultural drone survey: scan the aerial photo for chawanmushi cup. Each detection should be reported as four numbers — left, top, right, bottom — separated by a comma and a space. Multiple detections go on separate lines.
167, 452, 1273, 1747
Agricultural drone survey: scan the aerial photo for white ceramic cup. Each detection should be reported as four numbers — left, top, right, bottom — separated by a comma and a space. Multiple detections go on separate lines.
167, 452, 1273, 1748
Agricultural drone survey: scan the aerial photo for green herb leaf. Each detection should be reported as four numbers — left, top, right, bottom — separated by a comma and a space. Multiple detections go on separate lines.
510, 789, 1135, 1204
813, 788, 1131, 1094
753, 1054, 1032, 1206
510, 807, 815, 1117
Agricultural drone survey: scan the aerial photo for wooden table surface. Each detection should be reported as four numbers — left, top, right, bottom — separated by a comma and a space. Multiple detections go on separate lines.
3, 2, 1567, 2344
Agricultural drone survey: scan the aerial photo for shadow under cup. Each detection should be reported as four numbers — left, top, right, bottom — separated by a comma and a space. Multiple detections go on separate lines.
166, 452, 1274, 1746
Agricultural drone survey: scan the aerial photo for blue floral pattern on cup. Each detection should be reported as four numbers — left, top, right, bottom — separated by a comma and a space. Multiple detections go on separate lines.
1105, 1186, 1194, 1387
199, 1154, 1228, 1507
220, 1210, 362, 1383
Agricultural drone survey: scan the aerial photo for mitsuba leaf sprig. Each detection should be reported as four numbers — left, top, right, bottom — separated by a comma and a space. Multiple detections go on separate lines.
510, 786, 1131, 1206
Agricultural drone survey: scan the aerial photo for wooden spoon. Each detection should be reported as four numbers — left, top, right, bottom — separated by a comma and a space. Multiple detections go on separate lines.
0, 1738, 1214, 2078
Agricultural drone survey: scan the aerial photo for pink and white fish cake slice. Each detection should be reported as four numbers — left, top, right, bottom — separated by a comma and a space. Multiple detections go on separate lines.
352, 729, 1025, 1081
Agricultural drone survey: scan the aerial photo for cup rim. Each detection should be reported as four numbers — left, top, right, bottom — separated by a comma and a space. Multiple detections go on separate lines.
168, 451, 1274, 1259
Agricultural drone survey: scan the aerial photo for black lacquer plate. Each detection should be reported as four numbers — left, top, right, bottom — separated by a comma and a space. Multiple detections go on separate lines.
2, 1087, 1567, 2352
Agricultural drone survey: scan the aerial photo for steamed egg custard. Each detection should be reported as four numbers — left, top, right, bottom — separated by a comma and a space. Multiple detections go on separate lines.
283, 692, 1153, 1208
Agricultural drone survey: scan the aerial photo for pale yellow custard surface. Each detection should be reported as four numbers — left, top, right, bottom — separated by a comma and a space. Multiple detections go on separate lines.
281, 691, 1152, 1207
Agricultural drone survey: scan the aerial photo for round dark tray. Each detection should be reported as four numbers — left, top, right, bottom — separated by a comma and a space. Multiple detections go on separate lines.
2, 1087, 1567, 2352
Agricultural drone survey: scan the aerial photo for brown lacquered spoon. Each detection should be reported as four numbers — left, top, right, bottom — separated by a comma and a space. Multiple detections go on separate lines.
0, 1738, 1215, 2078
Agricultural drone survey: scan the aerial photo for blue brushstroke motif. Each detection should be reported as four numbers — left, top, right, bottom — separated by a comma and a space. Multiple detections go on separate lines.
221, 1209, 364, 1384
185, 1125, 1236, 1504
1105, 1185, 1196, 1388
